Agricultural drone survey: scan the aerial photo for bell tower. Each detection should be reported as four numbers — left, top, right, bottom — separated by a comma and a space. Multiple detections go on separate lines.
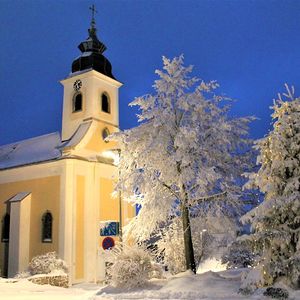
61, 6, 122, 141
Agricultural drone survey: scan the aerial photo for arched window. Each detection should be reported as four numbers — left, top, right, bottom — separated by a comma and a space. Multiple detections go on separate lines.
73, 93, 82, 112
42, 211, 53, 243
101, 92, 110, 113
1, 213, 10, 243
102, 128, 110, 143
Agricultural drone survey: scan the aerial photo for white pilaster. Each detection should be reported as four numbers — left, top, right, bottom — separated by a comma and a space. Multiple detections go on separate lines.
59, 160, 74, 282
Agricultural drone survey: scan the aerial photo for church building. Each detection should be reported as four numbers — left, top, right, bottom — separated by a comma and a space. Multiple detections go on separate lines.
0, 10, 135, 283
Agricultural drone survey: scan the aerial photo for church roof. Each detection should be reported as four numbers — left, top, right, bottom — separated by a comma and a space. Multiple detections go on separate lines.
0, 132, 61, 170
60, 121, 92, 149
0, 121, 93, 170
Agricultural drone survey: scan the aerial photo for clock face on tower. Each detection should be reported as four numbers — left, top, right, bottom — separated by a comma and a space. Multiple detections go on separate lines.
73, 79, 82, 91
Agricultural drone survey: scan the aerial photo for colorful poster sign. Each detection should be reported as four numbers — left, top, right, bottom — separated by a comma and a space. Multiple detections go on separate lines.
100, 221, 119, 236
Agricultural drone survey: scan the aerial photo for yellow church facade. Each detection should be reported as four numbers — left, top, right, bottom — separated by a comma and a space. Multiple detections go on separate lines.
0, 14, 135, 283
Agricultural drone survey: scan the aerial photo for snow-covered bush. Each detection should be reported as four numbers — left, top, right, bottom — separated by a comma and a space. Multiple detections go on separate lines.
239, 267, 269, 294
28, 252, 68, 275
263, 287, 289, 299
222, 240, 255, 269
242, 85, 300, 290
288, 255, 300, 288
106, 244, 162, 289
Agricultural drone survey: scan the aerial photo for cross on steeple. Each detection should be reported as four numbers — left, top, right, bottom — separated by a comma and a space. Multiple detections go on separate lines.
89, 4, 97, 29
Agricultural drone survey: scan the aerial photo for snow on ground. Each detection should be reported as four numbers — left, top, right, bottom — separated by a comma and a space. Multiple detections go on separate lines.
0, 278, 96, 300
1, 269, 300, 300
94, 270, 257, 300
197, 257, 228, 274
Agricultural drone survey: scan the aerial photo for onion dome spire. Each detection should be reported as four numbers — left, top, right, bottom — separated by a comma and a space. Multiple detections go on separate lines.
72, 5, 115, 79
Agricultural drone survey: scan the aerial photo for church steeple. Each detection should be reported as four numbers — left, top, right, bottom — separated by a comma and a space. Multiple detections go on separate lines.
72, 5, 115, 79
89, 4, 97, 33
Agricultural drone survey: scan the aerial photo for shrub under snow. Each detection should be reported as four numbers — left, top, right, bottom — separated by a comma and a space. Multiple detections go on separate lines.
222, 240, 255, 269
239, 267, 267, 294
263, 287, 289, 299
28, 252, 68, 275
106, 244, 162, 289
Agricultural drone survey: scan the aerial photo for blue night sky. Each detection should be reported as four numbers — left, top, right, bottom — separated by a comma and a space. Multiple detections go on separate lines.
0, 0, 300, 146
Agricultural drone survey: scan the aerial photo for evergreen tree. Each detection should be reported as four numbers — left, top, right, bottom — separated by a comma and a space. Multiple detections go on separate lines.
242, 85, 300, 289
112, 56, 252, 273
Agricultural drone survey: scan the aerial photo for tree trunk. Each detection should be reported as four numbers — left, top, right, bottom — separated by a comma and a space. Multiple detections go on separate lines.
181, 202, 196, 274
177, 159, 196, 274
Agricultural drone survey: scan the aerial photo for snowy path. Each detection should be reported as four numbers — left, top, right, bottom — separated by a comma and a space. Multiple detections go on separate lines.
1, 270, 300, 300
93, 271, 260, 300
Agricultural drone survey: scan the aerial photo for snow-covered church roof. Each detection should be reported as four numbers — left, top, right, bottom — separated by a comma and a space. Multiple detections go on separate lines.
0, 121, 92, 170
0, 132, 61, 170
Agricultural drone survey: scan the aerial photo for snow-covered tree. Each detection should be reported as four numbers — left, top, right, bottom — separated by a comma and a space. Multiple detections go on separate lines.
112, 56, 253, 273
242, 85, 300, 289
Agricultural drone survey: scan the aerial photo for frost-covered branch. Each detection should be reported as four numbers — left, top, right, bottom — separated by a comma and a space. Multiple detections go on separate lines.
188, 191, 227, 206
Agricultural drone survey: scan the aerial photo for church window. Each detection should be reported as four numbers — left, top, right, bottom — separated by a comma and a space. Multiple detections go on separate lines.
42, 211, 53, 243
73, 93, 83, 112
101, 92, 110, 113
1, 213, 10, 243
102, 128, 110, 143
